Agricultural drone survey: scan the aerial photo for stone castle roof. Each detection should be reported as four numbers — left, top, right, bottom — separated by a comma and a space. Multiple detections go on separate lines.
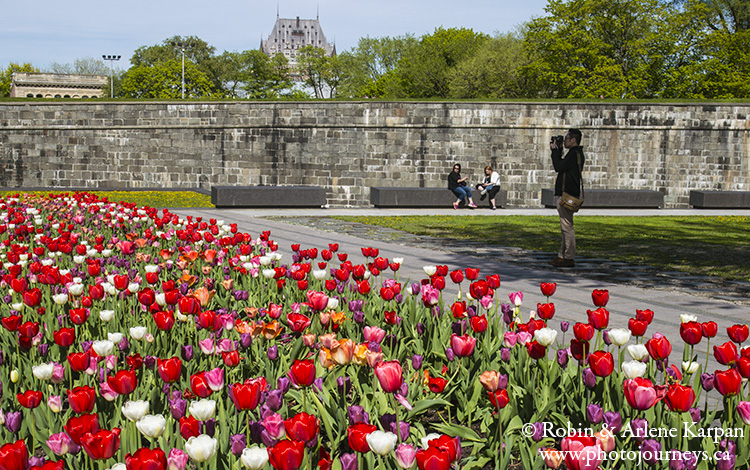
260, 15, 335, 66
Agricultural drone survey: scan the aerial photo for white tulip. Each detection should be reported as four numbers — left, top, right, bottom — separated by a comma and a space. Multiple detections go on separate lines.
73, 256, 85, 265
259, 256, 272, 266
312, 269, 327, 280
189, 399, 217, 421
100, 310, 115, 322
122, 400, 150, 422
681, 314, 698, 323
11, 302, 23, 311
423, 265, 437, 276
533, 328, 558, 347
102, 249, 112, 257
608, 328, 632, 347
621, 361, 648, 379
145, 265, 160, 273
392, 257, 404, 265
421, 433, 441, 449
92, 340, 114, 356
155, 293, 166, 306
185, 434, 218, 462
627, 344, 649, 362
270, 253, 283, 262
136, 414, 167, 439
682, 361, 700, 374
107, 332, 124, 345
366, 431, 398, 456
32, 362, 55, 381
262, 269, 275, 279
127, 282, 140, 294
52, 294, 69, 305
241, 446, 269, 470
106, 464, 126, 470
129, 326, 147, 340
327, 298, 339, 310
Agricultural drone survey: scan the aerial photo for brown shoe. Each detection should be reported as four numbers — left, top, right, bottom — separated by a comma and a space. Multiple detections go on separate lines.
549, 257, 564, 266
551, 258, 575, 267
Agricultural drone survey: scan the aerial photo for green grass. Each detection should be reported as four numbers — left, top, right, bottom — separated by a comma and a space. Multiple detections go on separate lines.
334, 215, 750, 282
0, 190, 214, 208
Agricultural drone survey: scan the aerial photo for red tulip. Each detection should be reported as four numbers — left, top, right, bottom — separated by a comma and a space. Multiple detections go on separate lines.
588, 351, 614, 377
540, 282, 557, 297
287, 314, 312, 333
374, 360, 403, 393
488, 389, 510, 410
153, 311, 175, 331
449, 270, 464, 284
664, 384, 696, 412
714, 369, 742, 396
679, 322, 703, 345
80, 428, 121, 460
222, 351, 240, 367
416, 447, 451, 470
125, 447, 168, 470
16, 390, 43, 409
289, 359, 316, 388
69, 308, 89, 325
113, 274, 129, 291
623, 378, 666, 410
1, 314, 22, 332
384, 310, 400, 325
430, 275, 446, 291
347, 423, 378, 453
428, 435, 460, 463
628, 318, 648, 337
573, 323, 594, 342
284, 412, 319, 443
645, 334, 672, 361
701, 321, 718, 338
450, 334, 476, 357
586, 308, 609, 330
178, 296, 200, 315
53, 328, 76, 347
738, 357, 750, 378
428, 376, 447, 393
486, 274, 501, 289
469, 280, 489, 300
127, 354, 144, 371
230, 379, 264, 411
526, 341, 547, 360
305, 290, 329, 312
470, 315, 488, 333
727, 324, 749, 344
268, 439, 305, 470
65, 413, 100, 445
714, 341, 738, 365
569, 339, 590, 362
22, 288, 42, 307
591, 289, 609, 307
356, 280, 371, 295
67, 386, 97, 414
157, 357, 182, 383
179, 416, 201, 439
450, 301, 466, 319
0, 440, 28, 470
465, 268, 479, 280
536, 303, 555, 320
635, 309, 654, 324
88, 284, 105, 300
190, 372, 213, 398
17, 321, 40, 338
137, 288, 155, 306
107, 370, 138, 395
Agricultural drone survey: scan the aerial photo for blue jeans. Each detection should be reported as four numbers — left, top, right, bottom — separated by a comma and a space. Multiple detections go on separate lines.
452, 186, 472, 201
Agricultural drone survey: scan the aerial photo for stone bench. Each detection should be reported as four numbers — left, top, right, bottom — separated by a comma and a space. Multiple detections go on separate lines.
371, 187, 507, 208
541, 189, 664, 208
211, 186, 327, 208
689, 191, 750, 209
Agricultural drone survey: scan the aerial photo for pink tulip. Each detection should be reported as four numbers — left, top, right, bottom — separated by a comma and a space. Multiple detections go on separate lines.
395, 443, 417, 469
168, 448, 189, 470
262, 413, 287, 440
421, 285, 440, 306
306, 290, 329, 312
98, 382, 119, 402
450, 334, 477, 357
737, 402, 750, 426
561, 434, 603, 470
509, 291, 523, 307
374, 360, 403, 393
503, 331, 518, 348
47, 432, 76, 456
364, 326, 386, 344
205, 367, 224, 392
198, 338, 215, 355
51, 363, 66, 384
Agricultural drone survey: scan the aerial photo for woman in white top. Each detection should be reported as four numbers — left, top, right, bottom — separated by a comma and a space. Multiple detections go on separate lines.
475, 165, 501, 210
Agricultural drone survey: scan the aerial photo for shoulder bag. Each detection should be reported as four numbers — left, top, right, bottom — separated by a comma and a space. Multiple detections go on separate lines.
560, 151, 584, 212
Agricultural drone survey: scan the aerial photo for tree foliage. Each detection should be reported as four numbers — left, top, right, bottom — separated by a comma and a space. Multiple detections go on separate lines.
47, 57, 110, 75
120, 60, 215, 99
337, 35, 417, 98
0, 63, 40, 97
297, 46, 341, 98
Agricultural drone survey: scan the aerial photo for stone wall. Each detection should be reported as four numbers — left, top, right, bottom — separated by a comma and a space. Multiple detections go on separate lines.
0, 101, 748, 207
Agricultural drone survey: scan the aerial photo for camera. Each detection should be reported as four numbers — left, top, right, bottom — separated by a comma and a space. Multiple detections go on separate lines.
551, 135, 564, 146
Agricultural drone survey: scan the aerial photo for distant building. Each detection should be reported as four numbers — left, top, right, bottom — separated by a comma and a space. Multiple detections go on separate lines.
10, 72, 107, 98
260, 13, 335, 68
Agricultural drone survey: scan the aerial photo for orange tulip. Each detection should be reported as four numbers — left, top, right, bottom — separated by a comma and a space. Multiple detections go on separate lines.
331, 339, 355, 365
191, 287, 216, 307
263, 321, 283, 340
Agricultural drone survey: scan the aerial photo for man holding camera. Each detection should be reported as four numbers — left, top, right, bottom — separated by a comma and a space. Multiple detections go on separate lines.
550, 129, 585, 268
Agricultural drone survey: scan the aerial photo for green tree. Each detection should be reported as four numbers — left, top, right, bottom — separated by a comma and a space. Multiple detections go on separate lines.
0, 63, 39, 97
337, 35, 417, 98
521, 0, 674, 98
120, 59, 215, 99
394, 27, 490, 98
219, 50, 293, 99
297, 46, 340, 98
448, 32, 530, 98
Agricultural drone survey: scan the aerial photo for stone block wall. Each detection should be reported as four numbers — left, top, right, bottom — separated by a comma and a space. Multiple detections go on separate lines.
0, 101, 747, 207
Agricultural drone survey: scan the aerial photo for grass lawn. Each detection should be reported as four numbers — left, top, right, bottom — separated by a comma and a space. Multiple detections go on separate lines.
0, 190, 214, 208
334, 215, 750, 282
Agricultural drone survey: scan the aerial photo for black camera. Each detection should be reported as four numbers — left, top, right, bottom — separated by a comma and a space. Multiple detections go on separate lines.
551, 135, 564, 146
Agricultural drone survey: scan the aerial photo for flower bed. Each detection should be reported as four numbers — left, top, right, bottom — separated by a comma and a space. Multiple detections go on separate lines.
0, 192, 748, 470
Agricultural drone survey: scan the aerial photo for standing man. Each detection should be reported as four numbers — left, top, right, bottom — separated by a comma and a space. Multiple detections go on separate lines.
550, 129, 585, 267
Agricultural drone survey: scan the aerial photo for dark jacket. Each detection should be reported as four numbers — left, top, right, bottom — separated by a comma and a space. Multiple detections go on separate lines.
447, 171, 463, 191
552, 146, 585, 197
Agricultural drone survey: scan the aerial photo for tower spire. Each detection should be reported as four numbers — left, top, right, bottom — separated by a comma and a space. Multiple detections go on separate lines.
277, 3, 279, 18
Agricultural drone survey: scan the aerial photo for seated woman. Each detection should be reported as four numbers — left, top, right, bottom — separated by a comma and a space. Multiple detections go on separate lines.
475, 165, 501, 210
447, 163, 477, 210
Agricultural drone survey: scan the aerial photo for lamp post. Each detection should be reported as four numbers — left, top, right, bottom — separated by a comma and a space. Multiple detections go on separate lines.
102, 55, 121, 98
169, 41, 194, 99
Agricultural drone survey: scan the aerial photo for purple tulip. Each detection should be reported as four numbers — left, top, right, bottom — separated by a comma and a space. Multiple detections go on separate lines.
352, 311, 365, 324
446, 347, 455, 362
28, 457, 44, 468
582, 368, 597, 388
144, 356, 156, 369
337, 376, 351, 396
602, 330, 612, 346
630, 418, 649, 443
669, 450, 698, 470
417, 323, 426, 335
81, 341, 93, 352
497, 374, 508, 390
169, 396, 187, 420
240, 334, 252, 349
530, 422, 545, 442
5, 411, 21, 433
38, 343, 49, 357
181, 345, 194, 361
500, 348, 510, 362
689, 407, 701, 423
267, 346, 278, 361
409, 282, 421, 295
203, 418, 216, 437
640, 439, 662, 465
348, 406, 369, 424
700, 373, 715, 391
412, 355, 423, 370
277, 377, 291, 393
391, 420, 410, 441
560, 321, 570, 332
230, 434, 246, 456
557, 349, 569, 369
603, 411, 622, 434
467, 305, 477, 317
118, 337, 130, 351
586, 404, 603, 424
340, 453, 358, 470
716, 452, 736, 470
719, 439, 736, 454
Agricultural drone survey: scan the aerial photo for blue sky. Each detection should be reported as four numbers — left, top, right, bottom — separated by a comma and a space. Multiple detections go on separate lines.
1, 0, 550, 70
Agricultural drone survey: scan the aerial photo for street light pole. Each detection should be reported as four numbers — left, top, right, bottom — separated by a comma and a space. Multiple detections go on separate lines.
170, 41, 194, 99
102, 55, 121, 98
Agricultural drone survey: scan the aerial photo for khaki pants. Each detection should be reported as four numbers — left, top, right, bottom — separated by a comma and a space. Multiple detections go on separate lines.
556, 197, 576, 260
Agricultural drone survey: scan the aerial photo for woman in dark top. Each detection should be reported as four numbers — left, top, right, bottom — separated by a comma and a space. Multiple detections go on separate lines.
447, 163, 477, 210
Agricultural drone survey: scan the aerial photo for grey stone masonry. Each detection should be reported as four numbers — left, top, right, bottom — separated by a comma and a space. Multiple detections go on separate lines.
0, 101, 748, 208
